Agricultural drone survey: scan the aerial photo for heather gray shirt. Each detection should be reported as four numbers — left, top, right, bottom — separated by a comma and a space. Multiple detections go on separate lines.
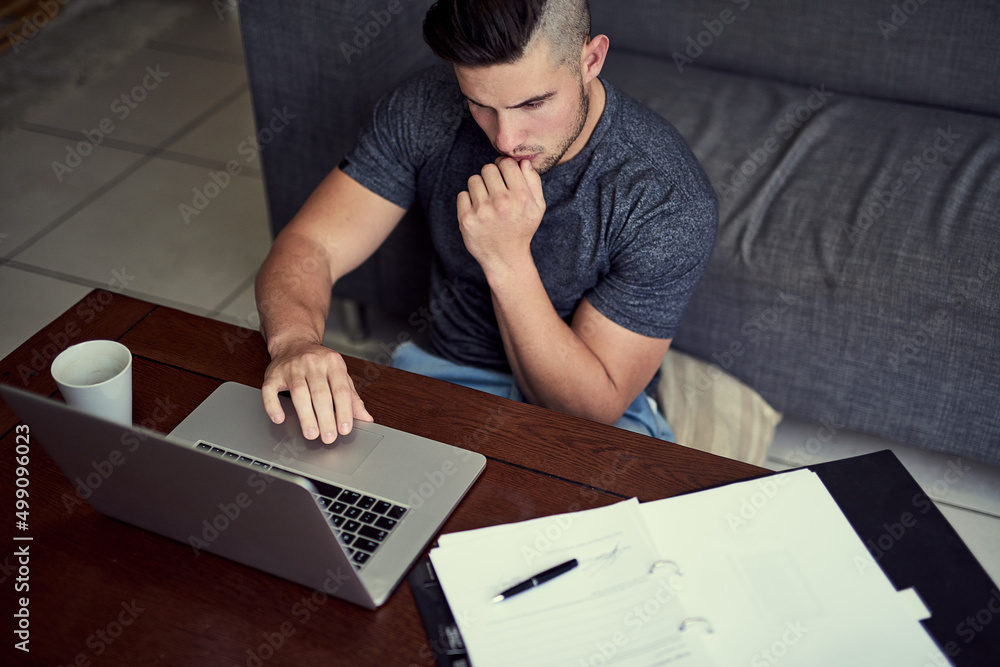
341, 65, 717, 376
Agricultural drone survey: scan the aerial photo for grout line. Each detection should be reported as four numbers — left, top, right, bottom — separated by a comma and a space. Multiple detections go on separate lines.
932, 498, 1000, 522
1, 151, 153, 261
15, 122, 261, 178
766, 453, 1000, 520
206, 271, 259, 321
4, 84, 253, 261
0, 261, 216, 319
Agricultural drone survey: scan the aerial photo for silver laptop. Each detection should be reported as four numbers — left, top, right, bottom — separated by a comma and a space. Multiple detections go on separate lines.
0, 381, 486, 609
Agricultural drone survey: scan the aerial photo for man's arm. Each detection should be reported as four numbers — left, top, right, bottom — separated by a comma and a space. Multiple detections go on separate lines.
458, 158, 670, 424
255, 166, 407, 442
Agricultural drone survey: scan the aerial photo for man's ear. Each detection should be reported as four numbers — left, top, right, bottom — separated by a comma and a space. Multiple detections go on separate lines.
580, 34, 609, 83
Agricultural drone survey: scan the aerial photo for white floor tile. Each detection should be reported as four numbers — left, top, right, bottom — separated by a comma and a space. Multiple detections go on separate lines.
0, 0, 194, 132
0, 266, 92, 359
165, 89, 258, 166
151, 0, 246, 56
23, 47, 247, 148
767, 416, 1000, 518
14, 156, 271, 313
0, 130, 145, 258
212, 280, 259, 330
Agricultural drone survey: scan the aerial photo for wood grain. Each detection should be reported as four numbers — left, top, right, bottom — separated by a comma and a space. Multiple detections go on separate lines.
0, 290, 768, 666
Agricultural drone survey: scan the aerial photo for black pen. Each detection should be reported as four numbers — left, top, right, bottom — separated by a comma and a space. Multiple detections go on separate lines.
490, 558, 579, 603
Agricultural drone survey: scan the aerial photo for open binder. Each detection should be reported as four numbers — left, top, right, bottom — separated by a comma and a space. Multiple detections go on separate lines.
409, 451, 999, 666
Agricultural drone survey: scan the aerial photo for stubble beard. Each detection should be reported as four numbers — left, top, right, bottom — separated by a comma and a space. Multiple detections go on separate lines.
518, 82, 591, 175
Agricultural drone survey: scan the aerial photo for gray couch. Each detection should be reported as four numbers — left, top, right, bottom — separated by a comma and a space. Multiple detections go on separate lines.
239, 0, 1000, 464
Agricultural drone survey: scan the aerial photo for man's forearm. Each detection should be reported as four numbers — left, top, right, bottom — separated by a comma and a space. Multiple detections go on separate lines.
255, 231, 335, 355
489, 259, 627, 424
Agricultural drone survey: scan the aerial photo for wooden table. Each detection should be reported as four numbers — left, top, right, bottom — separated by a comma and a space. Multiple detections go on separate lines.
0, 290, 765, 665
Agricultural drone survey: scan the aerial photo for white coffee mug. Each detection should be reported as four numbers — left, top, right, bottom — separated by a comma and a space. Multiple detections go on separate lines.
51, 340, 133, 426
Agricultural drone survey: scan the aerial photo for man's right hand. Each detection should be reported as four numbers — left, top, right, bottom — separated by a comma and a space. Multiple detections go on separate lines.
261, 340, 374, 444
254, 166, 404, 443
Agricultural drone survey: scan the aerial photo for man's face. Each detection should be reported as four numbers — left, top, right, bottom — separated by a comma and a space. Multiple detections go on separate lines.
454, 38, 590, 175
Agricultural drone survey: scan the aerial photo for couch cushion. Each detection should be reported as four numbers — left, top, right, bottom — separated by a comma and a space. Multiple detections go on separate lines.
602, 52, 1000, 464
592, 0, 1000, 117
657, 349, 781, 466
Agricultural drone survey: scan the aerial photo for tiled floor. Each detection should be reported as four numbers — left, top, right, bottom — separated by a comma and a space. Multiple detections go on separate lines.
2, 0, 998, 587
1, 0, 267, 349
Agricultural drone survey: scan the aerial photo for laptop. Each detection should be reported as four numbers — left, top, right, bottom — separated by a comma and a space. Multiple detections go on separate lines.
0, 381, 486, 609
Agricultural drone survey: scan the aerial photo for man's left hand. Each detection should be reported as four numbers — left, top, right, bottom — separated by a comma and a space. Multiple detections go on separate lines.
456, 157, 546, 278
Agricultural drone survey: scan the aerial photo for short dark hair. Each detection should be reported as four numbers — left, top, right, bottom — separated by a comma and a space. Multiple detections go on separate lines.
423, 0, 590, 70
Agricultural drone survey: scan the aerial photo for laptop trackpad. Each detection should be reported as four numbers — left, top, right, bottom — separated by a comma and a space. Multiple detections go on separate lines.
272, 426, 383, 476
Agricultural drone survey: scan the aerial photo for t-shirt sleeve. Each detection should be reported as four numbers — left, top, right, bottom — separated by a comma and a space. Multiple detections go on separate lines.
339, 67, 462, 210
586, 181, 718, 340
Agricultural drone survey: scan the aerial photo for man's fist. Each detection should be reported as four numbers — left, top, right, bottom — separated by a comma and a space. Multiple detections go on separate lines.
456, 157, 546, 277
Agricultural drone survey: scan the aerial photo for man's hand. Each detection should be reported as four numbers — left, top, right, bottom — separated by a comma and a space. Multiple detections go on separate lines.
456, 157, 546, 277
261, 339, 373, 444
255, 167, 403, 444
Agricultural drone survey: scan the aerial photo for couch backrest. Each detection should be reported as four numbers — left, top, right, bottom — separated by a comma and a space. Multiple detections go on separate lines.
591, 0, 1000, 118
240, 0, 438, 235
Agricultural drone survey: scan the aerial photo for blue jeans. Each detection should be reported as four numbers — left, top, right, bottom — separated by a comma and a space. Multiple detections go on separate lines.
391, 342, 675, 441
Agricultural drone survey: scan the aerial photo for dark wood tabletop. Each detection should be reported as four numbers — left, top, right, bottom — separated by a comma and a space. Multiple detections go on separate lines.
0, 290, 766, 666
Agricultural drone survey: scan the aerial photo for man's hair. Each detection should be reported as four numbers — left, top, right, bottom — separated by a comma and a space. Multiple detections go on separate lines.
423, 0, 591, 71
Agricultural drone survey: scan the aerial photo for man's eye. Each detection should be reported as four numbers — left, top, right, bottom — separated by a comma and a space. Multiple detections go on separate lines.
525, 101, 544, 110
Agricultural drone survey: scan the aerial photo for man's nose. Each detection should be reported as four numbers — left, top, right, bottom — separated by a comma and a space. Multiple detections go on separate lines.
494, 113, 525, 154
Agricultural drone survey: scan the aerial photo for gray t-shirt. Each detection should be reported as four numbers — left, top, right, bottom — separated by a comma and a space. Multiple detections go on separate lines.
341, 65, 717, 375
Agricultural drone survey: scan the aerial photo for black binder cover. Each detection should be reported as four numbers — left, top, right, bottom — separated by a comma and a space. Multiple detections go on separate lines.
409, 451, 999, 666
811, 450, 999, 665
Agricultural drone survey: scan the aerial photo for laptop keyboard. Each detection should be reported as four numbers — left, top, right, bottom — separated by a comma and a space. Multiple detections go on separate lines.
194, 441, 408, 570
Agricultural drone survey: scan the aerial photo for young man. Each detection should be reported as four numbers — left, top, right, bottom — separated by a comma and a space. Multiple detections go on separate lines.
254, 0, 717, 444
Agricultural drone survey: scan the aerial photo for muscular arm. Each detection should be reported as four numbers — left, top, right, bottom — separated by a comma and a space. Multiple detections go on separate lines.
494, 278, 671, 424
458, 158, 670, 424
255, 166, 406, 442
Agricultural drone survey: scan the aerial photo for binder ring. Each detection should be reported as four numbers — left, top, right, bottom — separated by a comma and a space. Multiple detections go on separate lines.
649, 559, 682, 576
679, 617, 713, 634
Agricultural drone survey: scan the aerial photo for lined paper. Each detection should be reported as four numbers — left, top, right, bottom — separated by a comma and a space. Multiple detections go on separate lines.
430, 471, 951, 666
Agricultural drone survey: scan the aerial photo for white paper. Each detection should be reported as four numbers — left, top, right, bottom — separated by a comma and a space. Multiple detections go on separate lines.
430, 499, 717, 666
639, 469, 951, 667
430, 471, 952, 666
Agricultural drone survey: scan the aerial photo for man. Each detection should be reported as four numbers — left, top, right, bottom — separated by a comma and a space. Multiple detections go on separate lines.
254, 0, 717, 444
